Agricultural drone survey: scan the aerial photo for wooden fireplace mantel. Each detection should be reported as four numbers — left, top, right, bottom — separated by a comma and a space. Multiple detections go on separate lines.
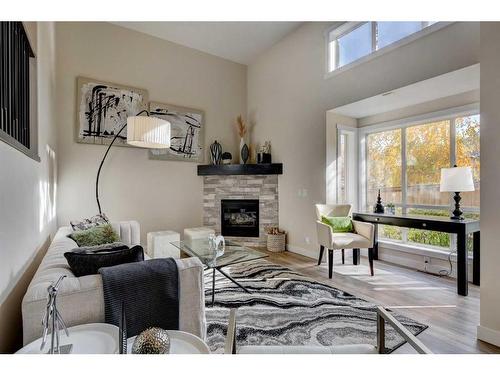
197, 163, 283, 176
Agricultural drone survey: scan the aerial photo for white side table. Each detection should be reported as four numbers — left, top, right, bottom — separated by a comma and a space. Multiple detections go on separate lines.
17, 323, 211, 354
183, 227, 215, 242
16, 323, 119, 354
147, 230, 181, 258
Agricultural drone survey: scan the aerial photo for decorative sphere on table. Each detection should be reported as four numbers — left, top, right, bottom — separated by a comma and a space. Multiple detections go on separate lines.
132, 327, 170, 354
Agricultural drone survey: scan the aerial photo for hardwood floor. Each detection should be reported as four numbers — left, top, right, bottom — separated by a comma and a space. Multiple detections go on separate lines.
261, 249, 500, 354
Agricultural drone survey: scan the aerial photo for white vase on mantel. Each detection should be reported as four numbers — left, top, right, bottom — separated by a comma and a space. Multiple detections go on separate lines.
239, 137, 245, 164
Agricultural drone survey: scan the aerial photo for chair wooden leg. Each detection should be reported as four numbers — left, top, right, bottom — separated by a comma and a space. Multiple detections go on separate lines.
328, 249, 333, 279
318, 245, 325, 265
341, 249, 345, 264
368, 248, 374, 276
353, 248, 360, 265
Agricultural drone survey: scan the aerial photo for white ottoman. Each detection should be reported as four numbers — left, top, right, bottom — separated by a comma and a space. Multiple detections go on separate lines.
147, 231, 181, 259
183, 227, 215, 242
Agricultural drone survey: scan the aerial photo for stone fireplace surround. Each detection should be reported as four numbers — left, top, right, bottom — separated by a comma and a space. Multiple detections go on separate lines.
202, 174, 279, 247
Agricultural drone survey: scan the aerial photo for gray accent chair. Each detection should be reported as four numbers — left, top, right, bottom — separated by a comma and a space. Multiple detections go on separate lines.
22, 221, 206, 345
315, 204, 375, 278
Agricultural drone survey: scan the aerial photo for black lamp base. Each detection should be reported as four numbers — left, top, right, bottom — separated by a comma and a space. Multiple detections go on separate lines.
450, 192, 464, 220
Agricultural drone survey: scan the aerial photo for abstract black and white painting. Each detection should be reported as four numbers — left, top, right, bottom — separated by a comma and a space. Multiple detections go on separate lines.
76, 77, 148, 146
148, 102, 204, 162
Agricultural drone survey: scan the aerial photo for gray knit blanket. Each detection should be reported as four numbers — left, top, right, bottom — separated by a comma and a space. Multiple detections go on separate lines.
99, 258, 179, 338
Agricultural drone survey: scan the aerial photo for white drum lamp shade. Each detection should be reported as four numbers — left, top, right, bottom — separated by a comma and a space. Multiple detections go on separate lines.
126, 116, 171, 149
440, 166, 475, 192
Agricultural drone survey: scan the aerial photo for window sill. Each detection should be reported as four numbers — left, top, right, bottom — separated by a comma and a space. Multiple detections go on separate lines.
324, 22, 454, 80
378, 239, 473, 261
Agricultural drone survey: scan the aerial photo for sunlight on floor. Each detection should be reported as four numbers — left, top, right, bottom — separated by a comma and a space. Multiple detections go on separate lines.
373, 286, 449, 291
386, 305, 457, 309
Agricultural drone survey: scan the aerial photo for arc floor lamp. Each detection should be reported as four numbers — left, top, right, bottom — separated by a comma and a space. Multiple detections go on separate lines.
95, 109, 171, 215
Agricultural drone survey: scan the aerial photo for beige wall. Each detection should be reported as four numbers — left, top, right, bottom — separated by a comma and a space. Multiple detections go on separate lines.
357, 90, 480, 127
478, 22, 500, 347
0, 22, 58, 353
55, 22, 247, 243
247, 22, 479, 258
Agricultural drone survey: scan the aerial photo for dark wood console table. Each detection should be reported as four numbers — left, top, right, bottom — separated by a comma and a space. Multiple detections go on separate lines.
352, 212, 480, 297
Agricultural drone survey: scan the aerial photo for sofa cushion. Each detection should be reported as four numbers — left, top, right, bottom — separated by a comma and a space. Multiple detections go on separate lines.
64, 243, 144, 277
68, 224, 120, 247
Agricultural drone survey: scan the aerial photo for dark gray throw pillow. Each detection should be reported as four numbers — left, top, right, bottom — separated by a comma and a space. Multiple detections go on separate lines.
64, 243, 144, 277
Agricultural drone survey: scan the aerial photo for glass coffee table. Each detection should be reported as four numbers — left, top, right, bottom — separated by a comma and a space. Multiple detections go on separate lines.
171, 240, 268, 306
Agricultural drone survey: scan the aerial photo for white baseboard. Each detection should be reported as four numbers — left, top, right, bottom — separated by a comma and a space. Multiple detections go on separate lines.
477, 325, 500, 348
286, 244, 316, 259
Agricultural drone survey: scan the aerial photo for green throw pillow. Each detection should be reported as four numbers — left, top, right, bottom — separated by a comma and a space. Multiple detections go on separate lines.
321, 216, 354, 233
68, 224, 120, 247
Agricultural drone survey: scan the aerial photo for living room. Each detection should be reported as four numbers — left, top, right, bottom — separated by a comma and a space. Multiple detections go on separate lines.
2, 0, 500, 372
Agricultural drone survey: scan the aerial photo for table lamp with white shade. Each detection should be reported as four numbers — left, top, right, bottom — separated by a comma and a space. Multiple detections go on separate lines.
440, 166, 475, 220
95, 110, 171, 215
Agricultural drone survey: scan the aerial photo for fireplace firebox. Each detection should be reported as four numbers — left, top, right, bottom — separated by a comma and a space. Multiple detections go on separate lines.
221, 199, 259, 237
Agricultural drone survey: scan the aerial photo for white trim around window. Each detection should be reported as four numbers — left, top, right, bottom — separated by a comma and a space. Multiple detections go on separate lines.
324, 21, 454, 79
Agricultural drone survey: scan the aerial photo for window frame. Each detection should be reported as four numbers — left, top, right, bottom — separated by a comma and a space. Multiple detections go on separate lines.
325, 21, 453, 78
337, 125, 358, 207
358, 103, 480, 251
0, 21, 39, 161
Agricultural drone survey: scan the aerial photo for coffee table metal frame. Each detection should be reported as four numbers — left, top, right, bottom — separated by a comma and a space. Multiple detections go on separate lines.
171, 240, 268, 306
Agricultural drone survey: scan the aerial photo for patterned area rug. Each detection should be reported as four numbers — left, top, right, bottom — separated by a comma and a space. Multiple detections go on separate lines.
205, 259, 427, 353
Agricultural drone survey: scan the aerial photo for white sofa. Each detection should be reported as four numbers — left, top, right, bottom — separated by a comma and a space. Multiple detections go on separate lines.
22, 221, 206, 345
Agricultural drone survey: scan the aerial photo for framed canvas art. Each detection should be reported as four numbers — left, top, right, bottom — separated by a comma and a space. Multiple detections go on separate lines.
76, 77, 148, 146
148, 101, 205, 162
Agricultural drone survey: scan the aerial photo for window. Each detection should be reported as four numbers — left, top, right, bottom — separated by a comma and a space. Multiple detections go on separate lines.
363, 110, 480, 251
338, 133, 347, 203
336, 23, 372, 69
455, 114, 480, 208
336, 127, 358, 205
366, 128, 402, 206
377, 22, 424, 49
327, 22, 444, 73
0, 22, 36, 159
406, 120, 450, 206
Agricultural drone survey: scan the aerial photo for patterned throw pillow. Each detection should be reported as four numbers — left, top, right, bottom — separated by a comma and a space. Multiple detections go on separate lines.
68, 224, 120, 247
64, 244, 144, 277
70, 214, 109, 231
321, 215, 354, 233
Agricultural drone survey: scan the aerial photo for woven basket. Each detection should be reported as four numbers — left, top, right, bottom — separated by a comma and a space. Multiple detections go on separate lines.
266, 232, 286, 253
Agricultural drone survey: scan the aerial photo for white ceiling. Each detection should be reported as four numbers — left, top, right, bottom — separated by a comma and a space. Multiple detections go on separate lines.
332, 64, 480, 118
111, 22, 302, 65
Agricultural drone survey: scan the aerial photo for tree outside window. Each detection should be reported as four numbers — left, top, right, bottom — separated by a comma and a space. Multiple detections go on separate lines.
365, 113, 480, 250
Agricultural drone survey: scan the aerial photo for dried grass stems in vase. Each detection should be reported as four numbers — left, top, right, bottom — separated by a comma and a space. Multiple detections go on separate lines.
265, 227, 285, 235
236, 115, 249, 164
236, 115, 247, 138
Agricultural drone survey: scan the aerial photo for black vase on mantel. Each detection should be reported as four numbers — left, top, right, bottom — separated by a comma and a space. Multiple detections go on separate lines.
374, 189, 385, 214
241, 143, 249, 164
210, 141, 222, 165
257, 152, 272, 164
